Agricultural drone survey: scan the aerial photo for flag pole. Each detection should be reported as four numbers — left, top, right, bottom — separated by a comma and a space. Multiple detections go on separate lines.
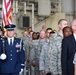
0, 22, 7, 60
1, 0, 5, 53
2, 23, 5, 53
0, 0, 7, 60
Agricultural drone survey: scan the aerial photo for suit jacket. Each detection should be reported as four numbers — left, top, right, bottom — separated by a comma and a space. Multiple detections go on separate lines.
0, 37, 25, 73
61, 34, 76, 75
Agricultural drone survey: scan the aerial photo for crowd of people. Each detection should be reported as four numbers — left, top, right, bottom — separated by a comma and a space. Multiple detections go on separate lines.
0, 19, 76, 75
21, 19, 74, 75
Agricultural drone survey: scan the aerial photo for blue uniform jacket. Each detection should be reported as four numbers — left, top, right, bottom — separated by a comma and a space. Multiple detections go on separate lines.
0, 37, 25, 73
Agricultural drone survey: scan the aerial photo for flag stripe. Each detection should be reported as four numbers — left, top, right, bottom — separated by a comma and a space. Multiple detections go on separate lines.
2, 0, 12, 26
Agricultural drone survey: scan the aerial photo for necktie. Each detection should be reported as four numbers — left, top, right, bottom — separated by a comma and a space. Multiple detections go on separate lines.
10, 39, 12, 47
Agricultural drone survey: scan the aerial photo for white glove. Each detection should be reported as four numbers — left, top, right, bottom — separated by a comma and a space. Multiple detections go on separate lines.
19, 68, 23, 74
0, 53, 7, 60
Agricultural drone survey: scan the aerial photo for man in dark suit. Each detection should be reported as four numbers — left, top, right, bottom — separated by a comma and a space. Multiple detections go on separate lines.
0, 24, 25, 75
61, 19, 76, 75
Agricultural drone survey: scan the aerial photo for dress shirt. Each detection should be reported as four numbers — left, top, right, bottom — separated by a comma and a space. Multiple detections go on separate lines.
73, 33, 76, 41
7, 37, 14, 45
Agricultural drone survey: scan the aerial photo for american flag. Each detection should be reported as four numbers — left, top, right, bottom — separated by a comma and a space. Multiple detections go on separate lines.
2, 0, 12, 26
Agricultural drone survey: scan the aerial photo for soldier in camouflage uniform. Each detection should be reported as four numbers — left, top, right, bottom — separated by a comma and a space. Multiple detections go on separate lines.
38, 30, 47, 53
39, 28, 55, 75
50, 19, 68, 75
22, 35, 30, 60
30, 39, 39, 75
22, 30, 30, 63
30, 30, 46, 75
50, 31, 63, 75
22, 30, 33, 75
39, 40, 58, 75
29, 32, 39, 75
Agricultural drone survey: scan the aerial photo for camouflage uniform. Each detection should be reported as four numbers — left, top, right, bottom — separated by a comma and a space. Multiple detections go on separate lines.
30, 39, 47, 75
39, 41, 58, 75
50, 31, 63, 75
30, 40, 39, 75
38, 39, 47, 54
22, 35, 31, 75
22, 35, 30, 59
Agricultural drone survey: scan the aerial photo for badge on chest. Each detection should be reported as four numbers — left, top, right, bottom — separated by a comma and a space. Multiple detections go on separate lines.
15, 43, 21, 53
